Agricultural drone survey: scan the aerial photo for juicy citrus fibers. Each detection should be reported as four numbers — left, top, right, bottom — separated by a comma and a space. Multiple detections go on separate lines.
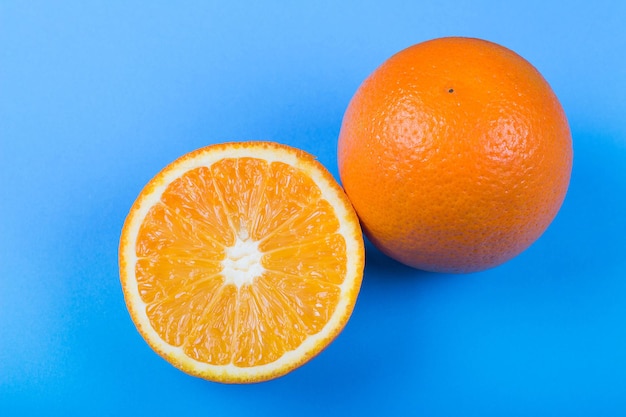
337, 37, 573, 273
119, 142, 364, 383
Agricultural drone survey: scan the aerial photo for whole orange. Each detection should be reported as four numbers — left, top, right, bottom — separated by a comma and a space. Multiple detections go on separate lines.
337, 37, 573, 273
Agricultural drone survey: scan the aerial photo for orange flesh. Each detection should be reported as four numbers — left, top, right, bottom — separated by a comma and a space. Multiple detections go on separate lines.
134, 158, 346, 368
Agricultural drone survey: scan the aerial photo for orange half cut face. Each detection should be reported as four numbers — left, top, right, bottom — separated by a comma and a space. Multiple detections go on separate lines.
119, 141, 364, 383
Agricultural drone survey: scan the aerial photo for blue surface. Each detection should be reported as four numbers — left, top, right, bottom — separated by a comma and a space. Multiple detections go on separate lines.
1, 1, 625, 415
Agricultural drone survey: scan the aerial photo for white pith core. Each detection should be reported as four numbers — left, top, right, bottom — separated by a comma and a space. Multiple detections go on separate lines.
221, 228, 265, 288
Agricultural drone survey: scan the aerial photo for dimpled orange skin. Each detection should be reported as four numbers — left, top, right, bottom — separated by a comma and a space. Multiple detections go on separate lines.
338, 37, 573, 273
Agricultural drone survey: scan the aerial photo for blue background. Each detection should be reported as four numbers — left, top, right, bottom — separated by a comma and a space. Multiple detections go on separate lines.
2, 1, 625, 415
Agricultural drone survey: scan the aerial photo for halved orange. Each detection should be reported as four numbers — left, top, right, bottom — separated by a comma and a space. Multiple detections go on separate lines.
119, 141, 364, 383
